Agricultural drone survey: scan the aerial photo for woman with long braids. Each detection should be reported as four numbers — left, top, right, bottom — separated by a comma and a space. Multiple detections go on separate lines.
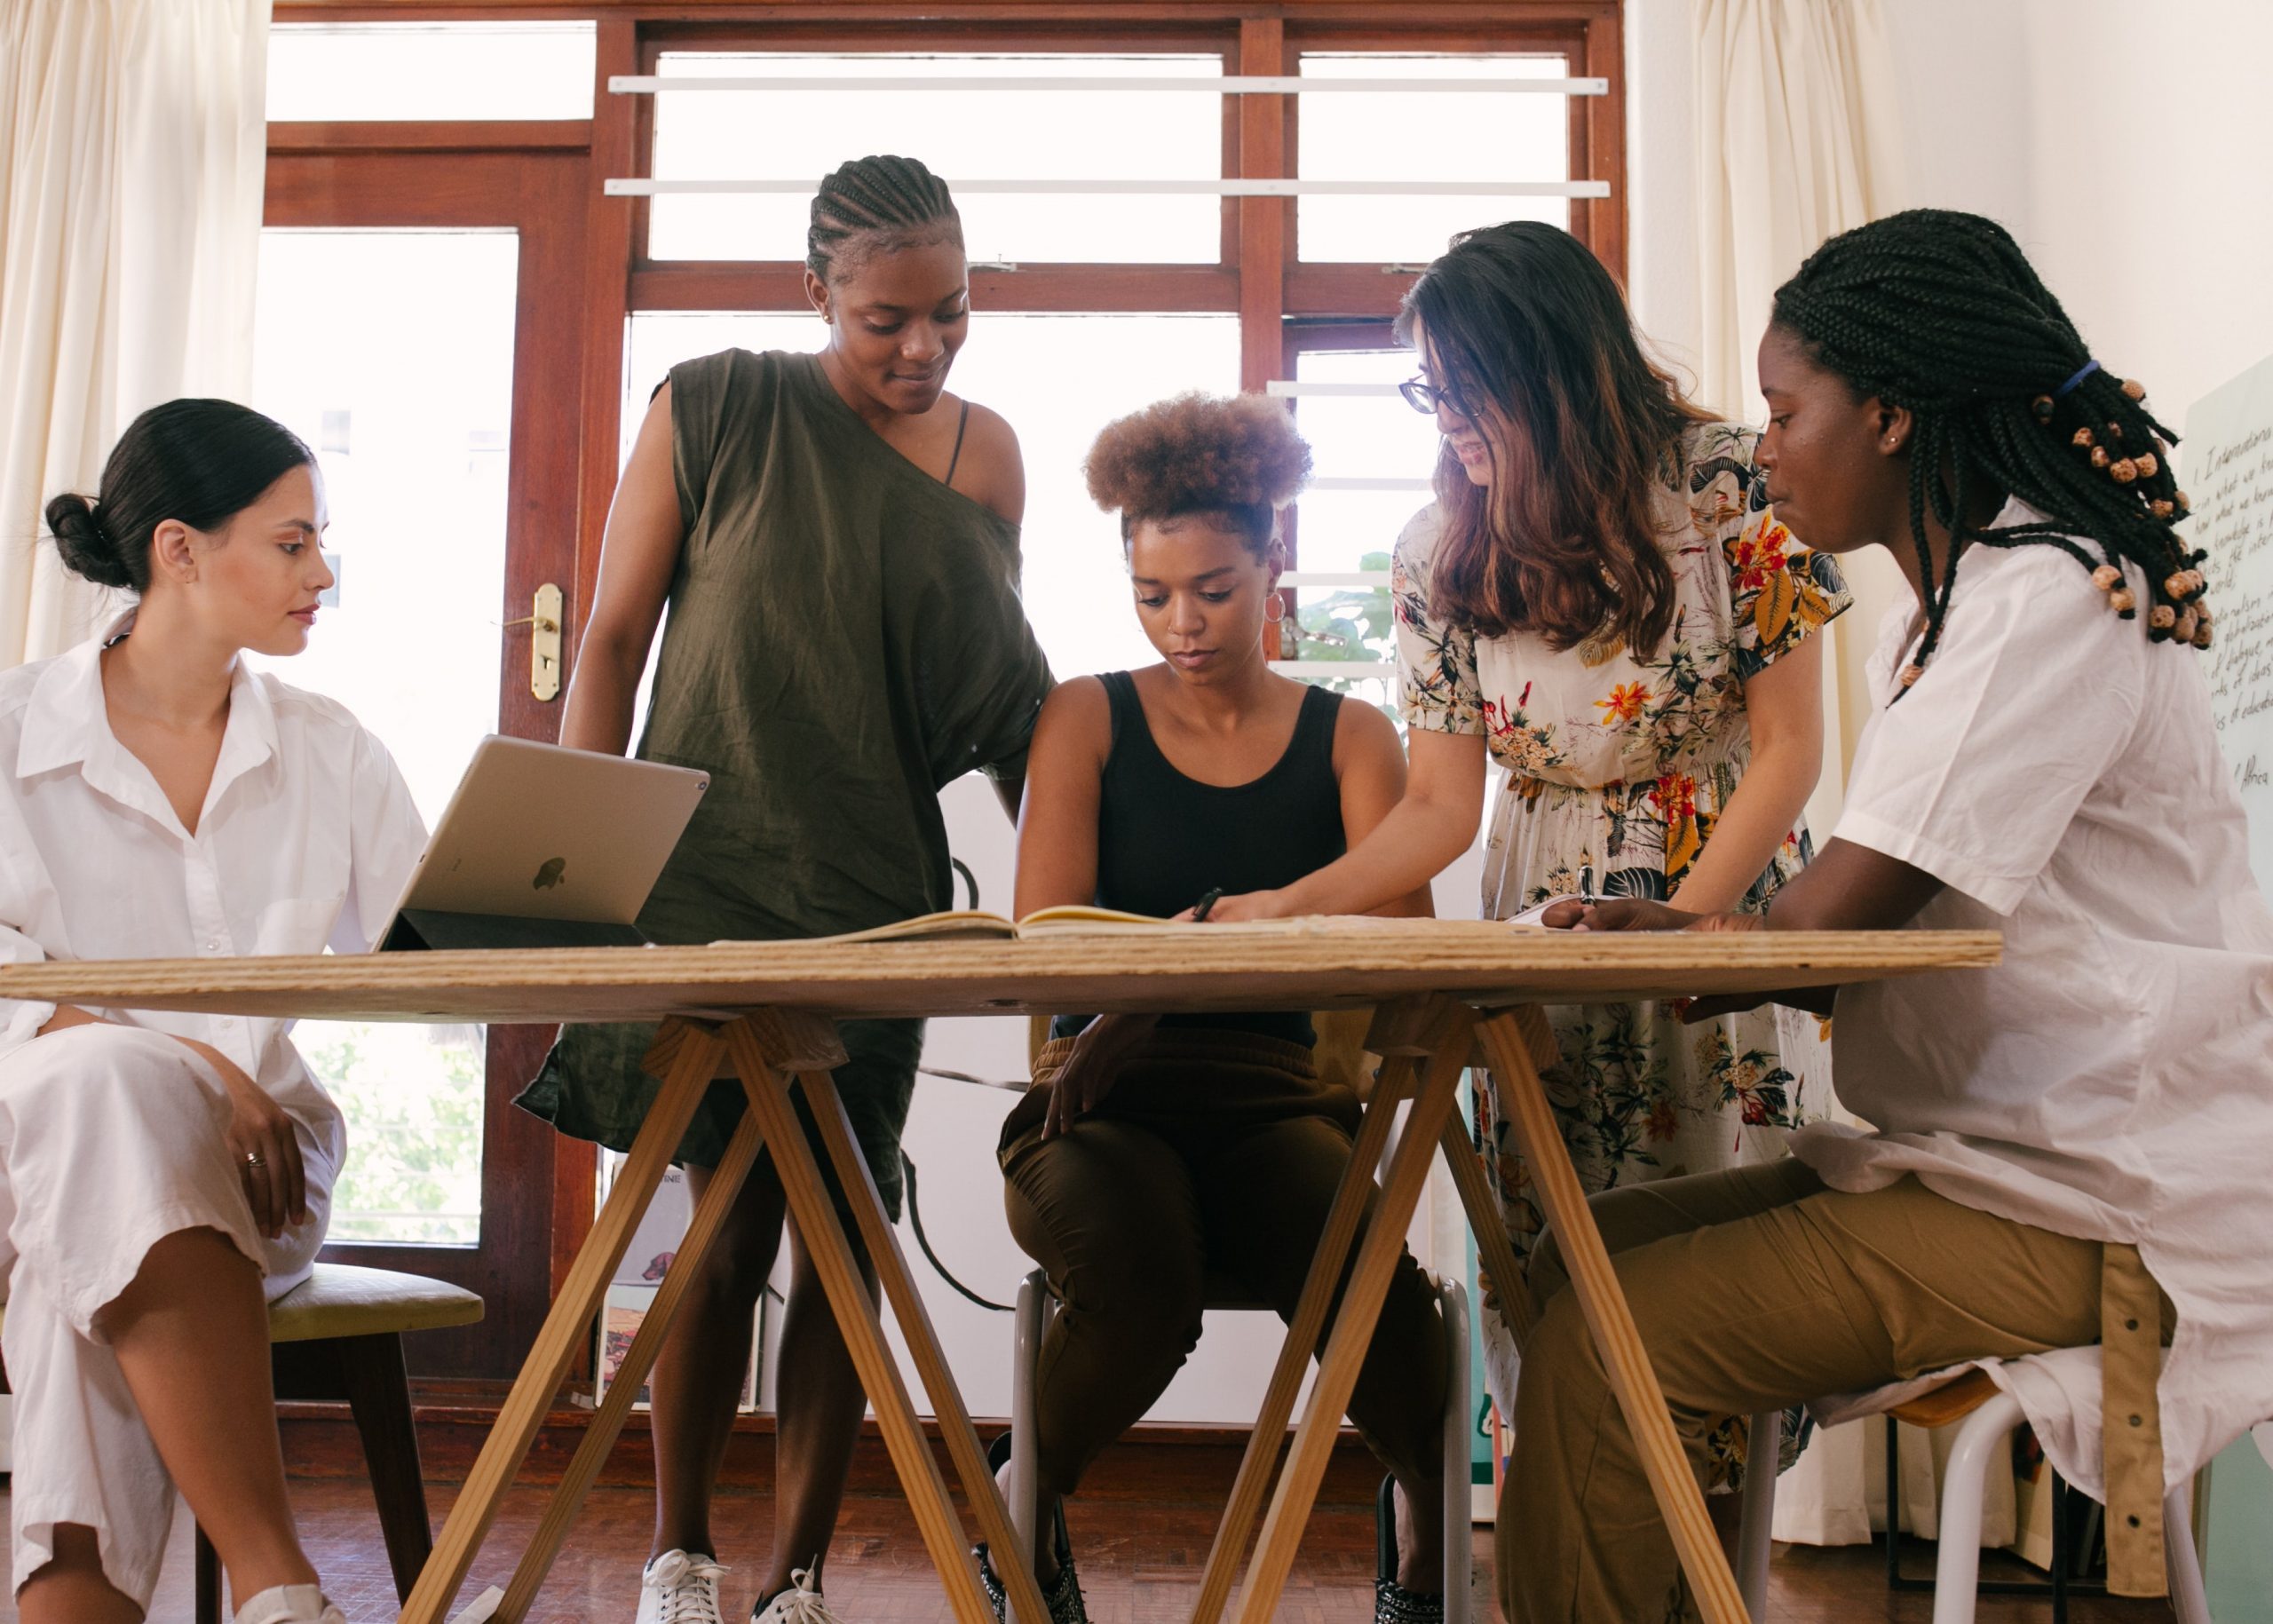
518, 155, 1052, 1624
1199, 221, 1849, 1504
1505, 209, 2273, 1622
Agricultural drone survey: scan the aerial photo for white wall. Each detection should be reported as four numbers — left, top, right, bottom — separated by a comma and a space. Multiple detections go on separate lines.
2010, 1, 2273, 428
1635, 0, 2273, 463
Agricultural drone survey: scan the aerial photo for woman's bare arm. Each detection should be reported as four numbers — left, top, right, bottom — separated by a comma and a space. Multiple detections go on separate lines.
1203, 726, 1485, 922
560, 384, 685, 757
1667, 632, 1826, 915
1330, 701, 1436, 918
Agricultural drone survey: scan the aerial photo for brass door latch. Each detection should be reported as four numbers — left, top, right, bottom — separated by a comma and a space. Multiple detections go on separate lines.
502, 583, 565, 701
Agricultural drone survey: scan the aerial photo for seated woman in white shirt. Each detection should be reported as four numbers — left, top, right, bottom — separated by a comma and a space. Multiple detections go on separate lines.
1, 400, 425, 1624
1495, 210, 2273, 1621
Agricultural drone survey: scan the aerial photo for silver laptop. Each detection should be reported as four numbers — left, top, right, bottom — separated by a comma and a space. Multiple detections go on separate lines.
380, 736, 709, 951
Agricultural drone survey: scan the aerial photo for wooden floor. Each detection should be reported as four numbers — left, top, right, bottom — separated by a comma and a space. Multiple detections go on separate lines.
0, 1477, 2178, 1623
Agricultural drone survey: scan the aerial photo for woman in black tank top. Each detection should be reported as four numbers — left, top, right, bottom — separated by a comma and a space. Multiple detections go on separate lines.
982, 395, 1451, 1624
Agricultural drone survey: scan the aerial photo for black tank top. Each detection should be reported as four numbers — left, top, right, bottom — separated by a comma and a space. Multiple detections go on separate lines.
1051, 670, 1349, 1046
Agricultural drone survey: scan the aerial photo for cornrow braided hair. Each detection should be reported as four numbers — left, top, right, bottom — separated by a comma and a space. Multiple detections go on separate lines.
807, 154, 962, 283
1771, 209, 2208, 699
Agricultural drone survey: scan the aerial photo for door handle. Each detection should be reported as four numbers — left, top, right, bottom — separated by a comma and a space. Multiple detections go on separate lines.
503, 583, 564, 701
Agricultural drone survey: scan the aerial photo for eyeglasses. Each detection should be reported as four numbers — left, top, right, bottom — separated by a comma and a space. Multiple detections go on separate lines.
1398, 375, 1472, 418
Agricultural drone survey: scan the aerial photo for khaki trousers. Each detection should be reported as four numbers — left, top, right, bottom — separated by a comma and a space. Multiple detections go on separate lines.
1501, 1159, 2126, 1623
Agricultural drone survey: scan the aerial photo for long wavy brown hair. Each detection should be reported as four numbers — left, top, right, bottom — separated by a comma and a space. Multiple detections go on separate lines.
1397, 221, 1715, 654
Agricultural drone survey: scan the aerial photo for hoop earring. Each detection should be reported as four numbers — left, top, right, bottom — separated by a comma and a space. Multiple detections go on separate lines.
1263, 594, 1287, 625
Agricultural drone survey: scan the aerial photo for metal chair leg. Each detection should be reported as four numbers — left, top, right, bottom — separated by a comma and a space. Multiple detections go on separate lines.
195, 1523, 222, 1624
2166, 1479, 2212, 1624
1734, 1410, 1781, 1620
1438, 1278, 1472, 1624
1929, 1390, 2027, 1624
1009, 1268, 1050, 1624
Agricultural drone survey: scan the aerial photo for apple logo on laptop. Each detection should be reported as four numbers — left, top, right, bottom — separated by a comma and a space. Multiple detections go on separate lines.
533, 857, 567, 891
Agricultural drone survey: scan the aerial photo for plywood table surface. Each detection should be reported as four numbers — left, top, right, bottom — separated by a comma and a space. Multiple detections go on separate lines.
0, 925, 2000, 1624
0, 923, 2000, 1025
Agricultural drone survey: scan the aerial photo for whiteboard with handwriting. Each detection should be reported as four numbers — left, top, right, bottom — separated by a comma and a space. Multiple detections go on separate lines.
2187, 353, 2273, 883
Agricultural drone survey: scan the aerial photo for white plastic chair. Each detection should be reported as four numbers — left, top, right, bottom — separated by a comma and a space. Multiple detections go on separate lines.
1007, 1268, 1473, 1624
1731, 1360, 2213, 1624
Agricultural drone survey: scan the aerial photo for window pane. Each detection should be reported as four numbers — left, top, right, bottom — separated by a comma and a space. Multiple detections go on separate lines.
251, 229, 517, 1246
1296, 53, 1571, 263
647, 54, 1224, 264
1287, 346, 1439, 576
622, 312, 1239, 683
266, 22, 596, 122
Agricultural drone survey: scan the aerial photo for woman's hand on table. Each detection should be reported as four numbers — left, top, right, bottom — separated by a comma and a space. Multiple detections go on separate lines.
1043, 1013, 1155, 1139
1548, 899, 1780, 1021
178, 1037, 309, 1238
1173, 887, 1292, 924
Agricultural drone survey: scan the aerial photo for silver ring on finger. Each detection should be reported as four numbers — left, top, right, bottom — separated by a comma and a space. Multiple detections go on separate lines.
243, 1151, 267, 1168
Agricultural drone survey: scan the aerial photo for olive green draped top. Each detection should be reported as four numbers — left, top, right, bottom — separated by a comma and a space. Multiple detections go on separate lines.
518, 348, 1053, 1184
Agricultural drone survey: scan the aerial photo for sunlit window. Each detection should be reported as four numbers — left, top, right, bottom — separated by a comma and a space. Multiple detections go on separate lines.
645, 54, 1224, 264
1296, 53, 1572, 263
249, 229, 516, 1245
266, 23, 596, 123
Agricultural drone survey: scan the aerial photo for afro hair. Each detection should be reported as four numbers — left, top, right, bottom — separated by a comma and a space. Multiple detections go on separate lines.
1082, 392, 1312, 524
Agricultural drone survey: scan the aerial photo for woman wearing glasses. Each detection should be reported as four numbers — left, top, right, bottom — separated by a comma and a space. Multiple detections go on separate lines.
1200, 220, 1849, 1511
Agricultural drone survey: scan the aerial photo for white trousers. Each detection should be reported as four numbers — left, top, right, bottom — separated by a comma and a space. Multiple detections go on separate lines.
0, 1025, 333, 1610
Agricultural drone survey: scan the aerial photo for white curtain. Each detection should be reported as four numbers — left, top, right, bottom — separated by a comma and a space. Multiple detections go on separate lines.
1694, 0, 1909, 837
1694, 0, 2018, 1554
0, 0, 270, 665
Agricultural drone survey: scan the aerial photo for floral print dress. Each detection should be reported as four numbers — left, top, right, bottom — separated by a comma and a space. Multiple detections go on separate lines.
1394, 421, 1852, 1489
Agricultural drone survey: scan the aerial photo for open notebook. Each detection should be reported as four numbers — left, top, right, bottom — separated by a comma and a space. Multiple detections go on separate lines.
715, 903, 1576, 947
714, 906, 1304, 947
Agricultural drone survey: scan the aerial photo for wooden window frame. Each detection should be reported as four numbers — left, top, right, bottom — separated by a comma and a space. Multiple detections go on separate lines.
266, 1, 1625, 1346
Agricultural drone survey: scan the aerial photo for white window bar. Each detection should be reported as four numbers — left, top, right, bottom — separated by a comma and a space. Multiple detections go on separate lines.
1265, 381, 1406, 398
611, 74, 1608, 97
1281, 571, 1393, 589
1270, 660, 1396, 679
1307, 476, 1434, 493
606, 177, 1607, 199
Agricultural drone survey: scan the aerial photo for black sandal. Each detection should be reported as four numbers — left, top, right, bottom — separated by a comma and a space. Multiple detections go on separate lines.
1374, 1473, 1445, 1624
972, 1431, 1089, 1624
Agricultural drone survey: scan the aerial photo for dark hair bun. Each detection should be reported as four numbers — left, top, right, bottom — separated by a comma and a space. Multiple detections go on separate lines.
42, 399, 313, 598
44, 493, 134, 590
1084, 392, 1311, 520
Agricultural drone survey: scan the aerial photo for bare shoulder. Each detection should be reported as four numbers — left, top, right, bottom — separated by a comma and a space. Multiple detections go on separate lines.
1028, 675, 1112, 772
1331, 693, 1404, 765
1035, 673, 1110, 737
949, 397, 1026, 525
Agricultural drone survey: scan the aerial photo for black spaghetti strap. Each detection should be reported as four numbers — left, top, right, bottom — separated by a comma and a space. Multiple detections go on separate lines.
943, 398, 971, 487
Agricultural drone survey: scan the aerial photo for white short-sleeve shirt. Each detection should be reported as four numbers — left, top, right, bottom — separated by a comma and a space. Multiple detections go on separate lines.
1793, 503, 2273, 1489
0, 622, 428, 1167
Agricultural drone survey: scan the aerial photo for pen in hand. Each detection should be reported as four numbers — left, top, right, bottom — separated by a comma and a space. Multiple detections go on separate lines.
1191, 887, 1224, 922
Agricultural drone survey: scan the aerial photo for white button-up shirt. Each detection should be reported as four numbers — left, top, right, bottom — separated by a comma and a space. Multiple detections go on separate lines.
0, 621, 426, 1165
1794, 503, 2273, 1493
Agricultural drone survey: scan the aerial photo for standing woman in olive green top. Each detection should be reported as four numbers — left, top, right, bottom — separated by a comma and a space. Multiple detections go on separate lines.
518, 155, 1052, 1624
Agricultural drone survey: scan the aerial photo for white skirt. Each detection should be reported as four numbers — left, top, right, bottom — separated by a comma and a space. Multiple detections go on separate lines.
0, 1024, 334, 1609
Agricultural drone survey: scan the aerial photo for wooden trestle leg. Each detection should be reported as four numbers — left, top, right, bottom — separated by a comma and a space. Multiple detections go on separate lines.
1228, 1000, 1477, 1624
1187, 1040, 1424, 1624
795, 1064, 1054, 1624
1476, 1007, 1752, 1624
723, 1021, 1007, 1624
400, 1020, 737, 1623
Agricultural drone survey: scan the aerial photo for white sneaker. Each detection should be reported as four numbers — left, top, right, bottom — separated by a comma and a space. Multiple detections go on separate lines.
751, 1567, 844, 1624
232, 1586, 347, 1624
638, 1549, 730, 1624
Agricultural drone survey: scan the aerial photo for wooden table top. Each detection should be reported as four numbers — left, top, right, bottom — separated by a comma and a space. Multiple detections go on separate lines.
0, 921, 2000, 1025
